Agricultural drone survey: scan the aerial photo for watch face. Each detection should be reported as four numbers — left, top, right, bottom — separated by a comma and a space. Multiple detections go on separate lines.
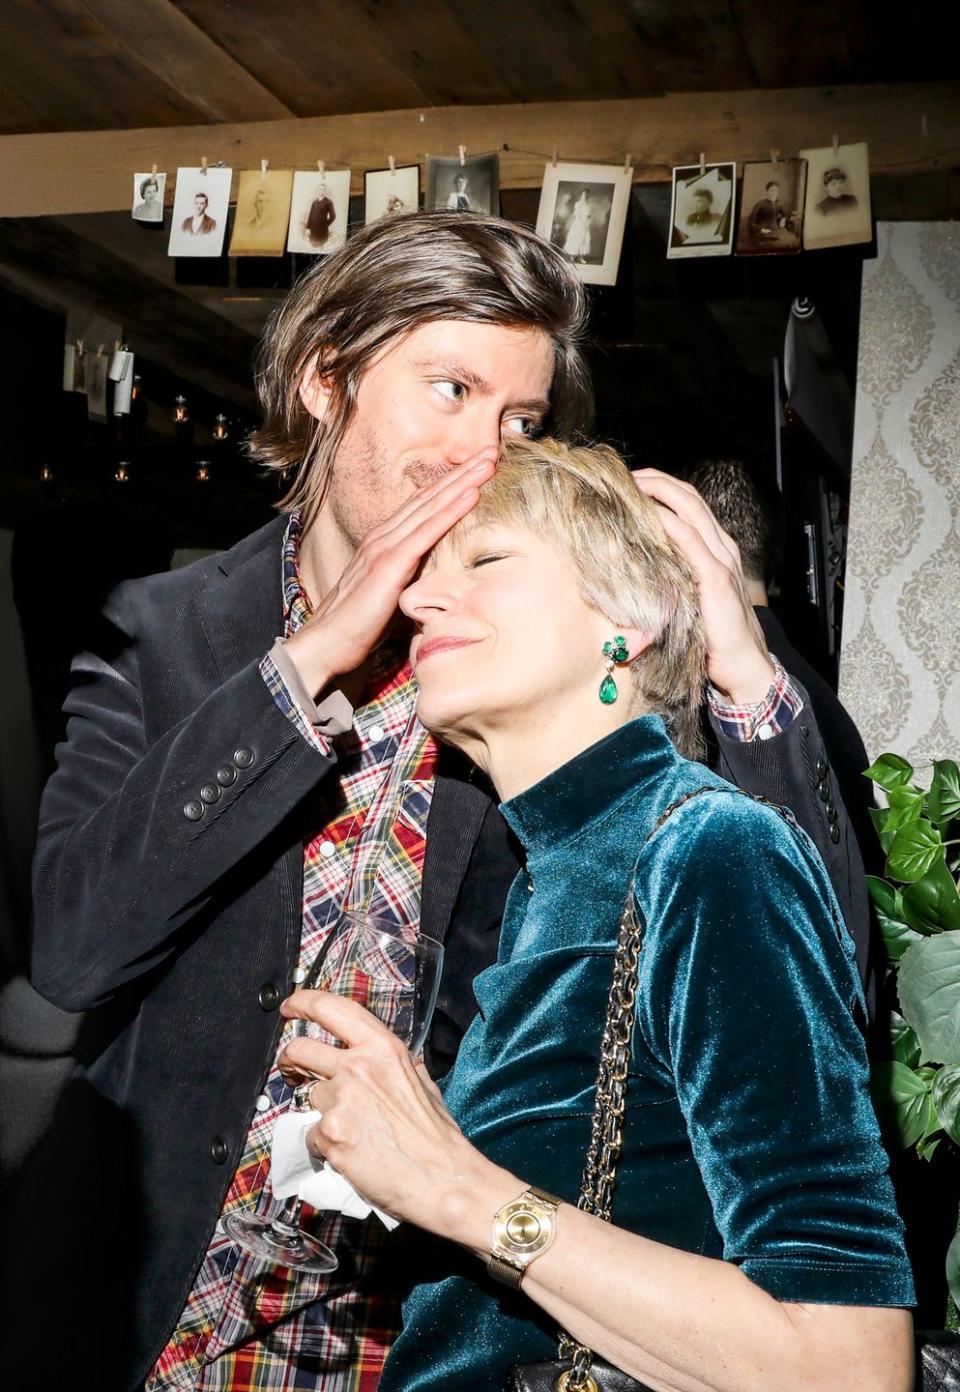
505, 1210, 546, 1248
494, 1198, 555, 1258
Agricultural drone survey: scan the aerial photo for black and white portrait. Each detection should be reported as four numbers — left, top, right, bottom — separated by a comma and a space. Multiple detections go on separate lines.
364, 164, 420, 225
229, 168, 293, 257
167, 166, 231, 258
131, 171, 166, 224
735, 159, 807, 256
667, 163, 736, 259
288, 169, 352, 255
426, 154, 500, 216
799, 142, 872, 250
536, 161, 632, 287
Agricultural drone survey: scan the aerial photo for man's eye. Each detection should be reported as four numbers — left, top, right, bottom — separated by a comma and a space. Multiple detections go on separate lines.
503, 416, 537, 437
434, 380, 465, 403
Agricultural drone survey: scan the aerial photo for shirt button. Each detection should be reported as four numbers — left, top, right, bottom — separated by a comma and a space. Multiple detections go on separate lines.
183, 799, 204, 821
217, 765, 237, 787
367, 723, 385, 743
756, 722, 774, 741
234, 747, 255, 769
319, 840, 336, 859
258, 982, 281, 1011
210, 1136, 229, 1165
255, 1093, 271, 1112
292, 965, 307, 984
200, 782, 221, 804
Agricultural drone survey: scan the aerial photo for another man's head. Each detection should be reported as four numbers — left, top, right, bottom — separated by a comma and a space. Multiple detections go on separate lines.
253, 187, 269, 217
194, 192, 208, 216
454, 174, 468, 192
822, 167, 848, 200
685, 458, 784, 602
402, 435, 705, 761
250, 212, 591, 537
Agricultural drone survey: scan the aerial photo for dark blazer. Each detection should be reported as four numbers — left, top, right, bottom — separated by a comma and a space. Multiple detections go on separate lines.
29, 517, 867, 1390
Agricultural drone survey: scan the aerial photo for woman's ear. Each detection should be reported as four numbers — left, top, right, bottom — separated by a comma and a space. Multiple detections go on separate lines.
617, 626, 653, 662
298, 355, 332, 423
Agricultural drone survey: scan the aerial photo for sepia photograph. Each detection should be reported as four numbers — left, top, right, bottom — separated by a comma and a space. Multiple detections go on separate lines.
228, 169, 294, 257
364, 164, 420, 224
799, 141, 873, 250
167, 166, 231, 257
287, 168, 352, 254
667, 163, 736, 258
536, 161, 632, 286
131, 171, 166, 224
426, 154, 500, 215
735, 159, 807, 255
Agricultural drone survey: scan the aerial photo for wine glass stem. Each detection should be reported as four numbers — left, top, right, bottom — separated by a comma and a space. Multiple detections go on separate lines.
271, 1196, 303, 1235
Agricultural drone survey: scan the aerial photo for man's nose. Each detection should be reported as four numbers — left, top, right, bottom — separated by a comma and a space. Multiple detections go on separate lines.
443, 407, 503, 466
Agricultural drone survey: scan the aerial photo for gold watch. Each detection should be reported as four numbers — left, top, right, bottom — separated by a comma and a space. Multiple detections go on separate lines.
487, 1185, 561, 1290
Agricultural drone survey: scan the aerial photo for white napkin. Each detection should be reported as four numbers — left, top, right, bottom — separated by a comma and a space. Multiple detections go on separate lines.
271, 1108, 399, 1230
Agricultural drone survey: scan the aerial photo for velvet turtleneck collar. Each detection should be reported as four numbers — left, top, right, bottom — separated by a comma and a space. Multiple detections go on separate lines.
499, 714, 679, 856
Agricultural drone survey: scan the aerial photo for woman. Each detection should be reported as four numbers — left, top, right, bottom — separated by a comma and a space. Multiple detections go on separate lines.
563, 188, 593, 260
281, 437, 914, 1392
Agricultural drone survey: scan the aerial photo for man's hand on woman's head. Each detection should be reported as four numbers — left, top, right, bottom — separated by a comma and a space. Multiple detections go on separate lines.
631, 469, 776, 705
283, 450, 497, 696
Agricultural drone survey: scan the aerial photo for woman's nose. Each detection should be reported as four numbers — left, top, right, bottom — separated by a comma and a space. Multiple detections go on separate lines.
399, 569, 458, 622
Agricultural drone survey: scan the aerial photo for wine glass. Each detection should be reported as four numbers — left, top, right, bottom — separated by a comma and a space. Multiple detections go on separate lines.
223, 912, 444, 1273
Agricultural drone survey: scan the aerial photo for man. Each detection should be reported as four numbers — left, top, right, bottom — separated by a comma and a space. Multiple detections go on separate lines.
30, 213, 863, 1392
307, 181, 336, 246
182, 189, 217, 234
816, 166, 859, 215
687, 456, 879, 985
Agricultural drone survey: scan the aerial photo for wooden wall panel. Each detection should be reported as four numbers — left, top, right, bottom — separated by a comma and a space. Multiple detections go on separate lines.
623, 1, 756, 92
1, 83, 956, 218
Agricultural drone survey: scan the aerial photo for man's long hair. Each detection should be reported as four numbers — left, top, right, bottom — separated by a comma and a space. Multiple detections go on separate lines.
248, 211, 593, 526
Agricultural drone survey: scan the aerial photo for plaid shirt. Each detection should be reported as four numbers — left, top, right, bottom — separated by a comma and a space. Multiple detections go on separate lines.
148, 513, 437, 1392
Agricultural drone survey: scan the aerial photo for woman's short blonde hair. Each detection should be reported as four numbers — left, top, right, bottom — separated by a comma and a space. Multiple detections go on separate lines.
448, 436, 706, 759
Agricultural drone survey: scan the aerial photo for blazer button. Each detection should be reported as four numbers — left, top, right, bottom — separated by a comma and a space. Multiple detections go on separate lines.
827, 803, 839, 823
217, 764, 237, 787
184, 799, 204, 821
210, 1136, 229, 1165
200, 782, 221, 804
817, 778, 830, 802
234, 747, 255, 769
830, 822, 841, 843
258, 981, 281, 1011
816, 758, 829, 780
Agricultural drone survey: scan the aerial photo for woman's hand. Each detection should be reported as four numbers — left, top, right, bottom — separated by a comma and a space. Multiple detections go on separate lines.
278, 990, 513, 1235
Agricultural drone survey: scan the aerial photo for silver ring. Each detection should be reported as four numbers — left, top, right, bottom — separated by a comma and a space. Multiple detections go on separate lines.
292, 1080, 317, 1112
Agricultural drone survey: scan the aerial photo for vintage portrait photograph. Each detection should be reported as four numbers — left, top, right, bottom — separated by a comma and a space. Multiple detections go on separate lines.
131, 171, 166, 224
799, 141, 873, 250
667, 163, 736, 259
364, 164, 420, 224
167, 166, 231, 258
228, 169, 294, 257
536, 161, 632, 287
735, 159, 807, 255
426, 154, 500, 215
287, 169, 352, 255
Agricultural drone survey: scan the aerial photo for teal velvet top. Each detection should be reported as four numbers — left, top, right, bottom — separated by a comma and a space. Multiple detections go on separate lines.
382, 717, 914, 1392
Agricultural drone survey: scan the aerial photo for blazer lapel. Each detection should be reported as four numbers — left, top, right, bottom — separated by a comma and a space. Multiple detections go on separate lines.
196, 515, 288, 683
421, 760, 492, 946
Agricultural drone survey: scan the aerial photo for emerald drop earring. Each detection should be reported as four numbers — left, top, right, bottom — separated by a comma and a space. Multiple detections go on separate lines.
599, 635, 629, 705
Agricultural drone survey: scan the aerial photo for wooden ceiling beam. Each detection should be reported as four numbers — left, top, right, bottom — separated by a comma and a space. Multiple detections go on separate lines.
1, 82, 956, 219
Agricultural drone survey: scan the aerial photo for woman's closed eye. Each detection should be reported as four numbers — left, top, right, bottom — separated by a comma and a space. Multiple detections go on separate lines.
469, 553, 509, 568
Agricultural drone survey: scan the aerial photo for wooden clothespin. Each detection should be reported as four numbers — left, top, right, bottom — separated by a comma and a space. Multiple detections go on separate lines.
623, 151, 633, 173
97, 342, 106, 357
922, 112, 929, 139
458, 144, 466, 166
317, 159, 325, 177
699, 151, 706, 175
551, 149, 559, 168
260, 158, 269, 178
200, 156, 208, 176
770, 148, 779, 167
76, 338, 84, 356
831, 133, 840, 157
151, 162, 158, 177
388, 155, 396, 176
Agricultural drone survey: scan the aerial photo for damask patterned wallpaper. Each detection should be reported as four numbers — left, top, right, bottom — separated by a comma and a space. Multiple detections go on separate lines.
840, 222, 960, 768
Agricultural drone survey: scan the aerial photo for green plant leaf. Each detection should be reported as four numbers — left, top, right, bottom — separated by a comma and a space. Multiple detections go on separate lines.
887, 784, 926, 817
887, 819, 944, 883
868, 878, 921, 960
918, 1133, 942, 1162
890, 1012, 922, 1067
948, 1229, 960, 1310
870, 806, 898, 853
929, 760, 960, 826
932, 1065, 960, 1143
899, 931, 960, 1064
901, 859, 960, 935
865, 753, 915, 792
870, 1060, 937, 1148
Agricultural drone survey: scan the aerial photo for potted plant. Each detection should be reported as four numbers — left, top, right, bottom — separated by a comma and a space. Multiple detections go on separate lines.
866, 753, 960, 1325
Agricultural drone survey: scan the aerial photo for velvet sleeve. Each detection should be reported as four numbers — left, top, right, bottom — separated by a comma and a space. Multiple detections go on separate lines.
634, 791, 914, 1307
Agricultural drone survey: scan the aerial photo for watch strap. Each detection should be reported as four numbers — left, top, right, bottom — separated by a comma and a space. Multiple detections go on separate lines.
487, 1186, 563, 1290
